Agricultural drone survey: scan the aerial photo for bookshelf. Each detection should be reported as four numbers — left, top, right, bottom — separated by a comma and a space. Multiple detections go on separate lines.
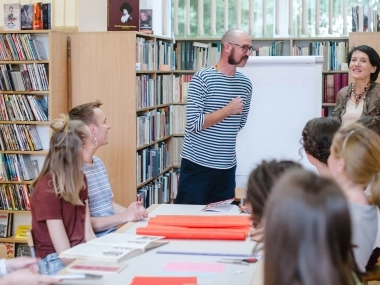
173, 36, 349, 121
69, 32, 174, 209
0, 30, 68, 257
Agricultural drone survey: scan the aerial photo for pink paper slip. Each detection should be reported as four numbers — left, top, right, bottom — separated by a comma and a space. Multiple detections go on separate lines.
163, 262, 225, 273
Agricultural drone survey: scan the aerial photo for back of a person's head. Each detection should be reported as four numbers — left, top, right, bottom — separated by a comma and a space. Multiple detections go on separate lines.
69, 100, 102, 126
301, 117, 341, 164
246, 160, 302, 223
331, 123, 380, 188
357, 116, 380, 137
264, 169, 355, 285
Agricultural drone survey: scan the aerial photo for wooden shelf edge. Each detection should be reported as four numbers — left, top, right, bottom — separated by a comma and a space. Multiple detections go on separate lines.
0, 237, 27, 243
0, 210, 31, 213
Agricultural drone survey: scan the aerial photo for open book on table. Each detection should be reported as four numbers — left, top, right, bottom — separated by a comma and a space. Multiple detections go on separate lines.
201, 198, 237, 213
59, 233, 167, 263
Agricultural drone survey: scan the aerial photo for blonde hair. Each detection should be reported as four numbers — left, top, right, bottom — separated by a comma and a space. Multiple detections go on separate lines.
33, 114, 89, 205
331, 123, 380, 206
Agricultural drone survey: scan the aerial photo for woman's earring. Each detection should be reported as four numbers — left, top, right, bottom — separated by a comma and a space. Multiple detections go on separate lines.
92, 137, 98, 148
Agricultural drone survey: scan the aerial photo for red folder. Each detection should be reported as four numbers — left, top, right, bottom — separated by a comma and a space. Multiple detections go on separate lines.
136, 225, 248, 240
130, 276, 197, 285
148, 215, 251, 228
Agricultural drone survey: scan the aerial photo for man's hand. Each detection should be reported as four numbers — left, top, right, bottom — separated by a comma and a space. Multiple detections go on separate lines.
123, 201, 148, 222
226, 96, 243, 115
2, 268, 61, 285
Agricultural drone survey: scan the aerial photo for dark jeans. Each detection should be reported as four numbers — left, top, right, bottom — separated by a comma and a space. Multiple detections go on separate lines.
174, 158, 236, 205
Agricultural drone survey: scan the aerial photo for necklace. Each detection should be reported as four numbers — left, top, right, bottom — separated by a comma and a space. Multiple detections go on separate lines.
215, 64, 218, 71
350, 82, 371, 107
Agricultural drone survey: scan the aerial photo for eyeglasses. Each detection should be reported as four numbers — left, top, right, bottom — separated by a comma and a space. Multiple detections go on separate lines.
229, 43, 254, 54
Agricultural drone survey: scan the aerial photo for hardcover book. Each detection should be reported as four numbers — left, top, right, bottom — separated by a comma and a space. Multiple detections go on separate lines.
4, 4, 21, 31
139, 9, 152, 31
16, 243, 31, 257
66, 259, 128, 275
42, 3, 51, 30
59, 233, 167, 263
0, 213, 10, 237
107, 0, 139, 31
33, 2, 43, 30
20, 4, 33, 30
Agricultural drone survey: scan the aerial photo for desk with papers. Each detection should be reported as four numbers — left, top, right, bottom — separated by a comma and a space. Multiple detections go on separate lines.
60, 204, 263, 285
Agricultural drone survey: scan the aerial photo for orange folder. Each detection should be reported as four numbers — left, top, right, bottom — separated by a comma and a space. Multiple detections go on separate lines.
130, 276, 197, 285
136, 225, 248, 240
148, 215, 251, 228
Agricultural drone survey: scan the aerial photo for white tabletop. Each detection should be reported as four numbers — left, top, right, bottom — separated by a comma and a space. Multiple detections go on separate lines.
60, 204, 262, 285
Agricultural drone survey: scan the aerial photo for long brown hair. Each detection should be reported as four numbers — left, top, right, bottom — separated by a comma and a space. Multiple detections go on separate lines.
33, 115, 89, 205
264, 169, 357, 285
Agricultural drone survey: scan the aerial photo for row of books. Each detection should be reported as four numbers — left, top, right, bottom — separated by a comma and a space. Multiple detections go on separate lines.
352, 6, 380, 32
323, 73, 349, 103
0, 184, 32, 211
137, 108, 170, 148
137, 172, 171, 207
0, 64, 49, 91
171, 105, 186, 135
251, 41, 284, 56
4, 3, 51, 31
156, 40, 174, 70
136, 143, 169, 185
293, 41, 348, 71
0, 153, 39, 182
172, 137, 184, 166
136, 37, 174, 71
0, 94, 48, 122
0, 242, 31, 258
0, 124, 43, 151
173, 75, 192, 103
175, 41, 220, 71
0, 33, 48, 61
136, 74, 172, 109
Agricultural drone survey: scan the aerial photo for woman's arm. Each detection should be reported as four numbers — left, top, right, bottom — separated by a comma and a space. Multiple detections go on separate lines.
46, 219, 73, 266
85, 200, 97, 241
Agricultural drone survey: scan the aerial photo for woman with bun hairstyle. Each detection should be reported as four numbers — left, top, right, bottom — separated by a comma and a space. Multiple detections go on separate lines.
31, 115, 96, 275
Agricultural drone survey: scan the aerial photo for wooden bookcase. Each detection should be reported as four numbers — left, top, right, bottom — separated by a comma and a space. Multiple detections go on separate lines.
0, 30, 68, 256
69, 32, 174, 208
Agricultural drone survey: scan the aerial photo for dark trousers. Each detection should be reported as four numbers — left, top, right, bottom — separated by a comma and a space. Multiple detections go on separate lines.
174, 158, 236, 205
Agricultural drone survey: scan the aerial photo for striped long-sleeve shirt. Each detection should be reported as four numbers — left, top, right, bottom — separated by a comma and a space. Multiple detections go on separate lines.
181, 67, 252, 169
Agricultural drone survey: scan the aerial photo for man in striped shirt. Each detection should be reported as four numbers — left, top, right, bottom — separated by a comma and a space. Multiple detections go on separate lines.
69, 101, 148, 236
175, 28, 253, 205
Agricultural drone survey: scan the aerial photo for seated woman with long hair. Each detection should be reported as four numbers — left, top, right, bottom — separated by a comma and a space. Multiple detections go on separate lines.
264, 169, 359, 285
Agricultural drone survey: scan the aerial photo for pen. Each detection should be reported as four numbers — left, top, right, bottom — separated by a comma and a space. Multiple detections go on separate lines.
217, 260, 250, 265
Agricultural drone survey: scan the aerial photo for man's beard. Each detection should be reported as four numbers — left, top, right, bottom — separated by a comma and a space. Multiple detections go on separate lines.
228, 48, 249, 65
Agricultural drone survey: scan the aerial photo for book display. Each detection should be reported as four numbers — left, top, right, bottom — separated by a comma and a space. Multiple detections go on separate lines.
0, 30, 68, 254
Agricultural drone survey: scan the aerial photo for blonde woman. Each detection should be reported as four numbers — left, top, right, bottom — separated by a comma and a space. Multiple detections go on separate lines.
328, 123, 380, 272
31, 115, 96, 275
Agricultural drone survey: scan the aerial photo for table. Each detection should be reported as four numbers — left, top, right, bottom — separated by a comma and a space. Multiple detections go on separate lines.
60, 204, 263, 285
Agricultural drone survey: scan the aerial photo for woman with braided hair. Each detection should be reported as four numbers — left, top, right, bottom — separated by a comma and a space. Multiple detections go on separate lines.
300, 117, 341, 176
